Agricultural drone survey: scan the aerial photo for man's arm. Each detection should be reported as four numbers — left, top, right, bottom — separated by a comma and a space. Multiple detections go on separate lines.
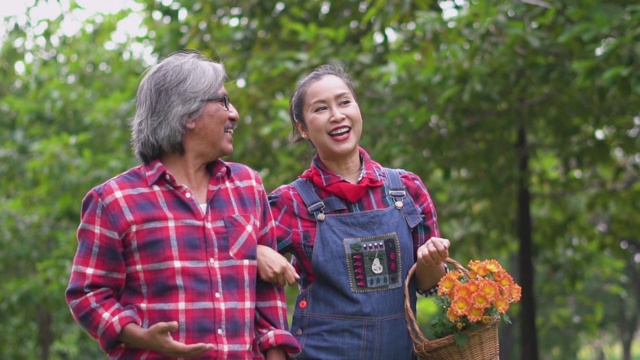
252, 184, 301, 357
65, 189, 141, 352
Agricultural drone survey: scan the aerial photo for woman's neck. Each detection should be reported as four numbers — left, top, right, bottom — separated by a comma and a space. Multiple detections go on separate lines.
320, 153, 362, 184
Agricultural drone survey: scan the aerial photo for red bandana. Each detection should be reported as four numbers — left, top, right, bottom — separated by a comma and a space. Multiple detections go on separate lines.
299, 163, 383, 203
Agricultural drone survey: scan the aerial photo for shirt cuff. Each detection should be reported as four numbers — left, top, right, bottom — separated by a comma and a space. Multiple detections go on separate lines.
416, 263, 449, 297
255, 329, 301, 357
99, 310, 141, 352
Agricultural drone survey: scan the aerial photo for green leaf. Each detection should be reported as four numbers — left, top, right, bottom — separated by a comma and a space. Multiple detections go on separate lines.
454, 333, 469, 348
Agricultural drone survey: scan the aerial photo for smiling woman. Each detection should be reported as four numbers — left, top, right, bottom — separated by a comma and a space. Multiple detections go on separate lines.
257, 64, 452, 359
295, 74, 363, 170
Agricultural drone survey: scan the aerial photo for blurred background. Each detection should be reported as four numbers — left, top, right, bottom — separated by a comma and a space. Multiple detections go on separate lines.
0, 0, 638, 359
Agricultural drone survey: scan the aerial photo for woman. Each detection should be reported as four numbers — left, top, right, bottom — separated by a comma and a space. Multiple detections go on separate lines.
258, 64, 450, 359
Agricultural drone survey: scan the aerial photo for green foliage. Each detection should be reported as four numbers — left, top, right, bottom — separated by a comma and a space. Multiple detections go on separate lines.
1, 0, 639, 358
1, 3, 141, 358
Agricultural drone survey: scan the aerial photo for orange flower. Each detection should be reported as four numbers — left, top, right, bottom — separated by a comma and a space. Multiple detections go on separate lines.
431, 259, 521, 340
471, 292, 491, 310
451, 296, 472, 317
452, 282, 471, 299
447, 306, 460, 323
484, 259, 503, 274
467, 307, 485, 322
494, 297, 510, 313
466, 279, 480, 294
468, 260, 489, 278
478, 278, 499, 301
510, 284, 522, 302
438, 270, 463, 296
494, 271, 515, 289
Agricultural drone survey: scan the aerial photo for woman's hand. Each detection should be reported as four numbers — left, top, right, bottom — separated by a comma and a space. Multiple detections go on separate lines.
257, 245, 299, 286
415, 237, 450, 291
416, 236, 450, 267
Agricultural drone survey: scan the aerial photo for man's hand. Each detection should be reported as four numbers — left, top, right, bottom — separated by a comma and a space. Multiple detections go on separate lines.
119, 321, 214, 358
257, 245, 299, 286
265, 346, 287, 360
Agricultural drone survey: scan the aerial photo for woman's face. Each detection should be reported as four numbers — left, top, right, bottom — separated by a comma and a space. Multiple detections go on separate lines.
300, 75, 363, 163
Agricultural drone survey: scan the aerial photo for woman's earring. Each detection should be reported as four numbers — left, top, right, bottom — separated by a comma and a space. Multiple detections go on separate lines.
302, 133, 307, 139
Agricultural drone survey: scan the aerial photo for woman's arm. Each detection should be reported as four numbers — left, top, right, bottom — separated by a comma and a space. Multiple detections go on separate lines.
415, 237, 450, 291
257, 245, 299, 286
401, 171, 450, 292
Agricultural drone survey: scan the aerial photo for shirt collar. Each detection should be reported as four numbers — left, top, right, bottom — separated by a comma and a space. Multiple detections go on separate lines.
308, 147, 382, 186
143, 159, 232, 186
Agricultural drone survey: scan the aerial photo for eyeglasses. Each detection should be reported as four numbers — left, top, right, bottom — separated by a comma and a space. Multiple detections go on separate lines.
205, 94, 231, 111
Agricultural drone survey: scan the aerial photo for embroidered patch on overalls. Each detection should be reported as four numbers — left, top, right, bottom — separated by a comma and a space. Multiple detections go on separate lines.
343, 233, 402, 292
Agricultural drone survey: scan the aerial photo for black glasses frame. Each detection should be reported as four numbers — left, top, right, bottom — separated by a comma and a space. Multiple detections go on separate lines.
205, 94, 230, 111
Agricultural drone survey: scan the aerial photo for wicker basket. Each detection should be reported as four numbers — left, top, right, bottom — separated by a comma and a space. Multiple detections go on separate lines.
403, 258, 500, 360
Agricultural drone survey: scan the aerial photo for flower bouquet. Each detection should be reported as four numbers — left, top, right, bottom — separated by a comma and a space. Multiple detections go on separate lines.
404, 258, 522, 360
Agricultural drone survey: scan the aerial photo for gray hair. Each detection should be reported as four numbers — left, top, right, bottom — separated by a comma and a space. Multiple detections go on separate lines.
131, 50, 226, 163
288, 64, 356, 144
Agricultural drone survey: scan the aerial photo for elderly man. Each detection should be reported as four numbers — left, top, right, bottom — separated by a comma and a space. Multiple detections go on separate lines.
66, 51, 300, 359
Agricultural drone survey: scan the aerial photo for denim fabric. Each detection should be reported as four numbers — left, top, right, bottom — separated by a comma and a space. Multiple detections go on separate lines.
290, 169, 418, 360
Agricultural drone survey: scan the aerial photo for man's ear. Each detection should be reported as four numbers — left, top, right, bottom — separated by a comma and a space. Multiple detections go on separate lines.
185, 118, 198, 130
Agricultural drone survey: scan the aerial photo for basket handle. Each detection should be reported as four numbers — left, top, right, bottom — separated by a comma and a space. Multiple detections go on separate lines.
403, 257, 468, 346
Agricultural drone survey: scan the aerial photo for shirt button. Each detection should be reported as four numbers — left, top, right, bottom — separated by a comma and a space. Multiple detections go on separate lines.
295, 329, 302, 335
209, 258, 215, 265
185, 192, 192, 198
217, 328, 223, 335
215, 292, 220, 298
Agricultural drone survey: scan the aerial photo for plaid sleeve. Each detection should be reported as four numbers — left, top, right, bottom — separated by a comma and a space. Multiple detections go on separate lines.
268, 186, 294, 254
65, 188, 141, 352
254, 184, 301, 356
401, 171, 440, 243
254, 280, 302, 355
400, 171, 447, 298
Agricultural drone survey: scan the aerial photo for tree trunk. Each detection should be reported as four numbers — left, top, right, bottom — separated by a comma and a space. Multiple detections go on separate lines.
622, 249, 640, 360
37, 305, 52, 360
500, 321, 515, 359
516, 123, 539, 360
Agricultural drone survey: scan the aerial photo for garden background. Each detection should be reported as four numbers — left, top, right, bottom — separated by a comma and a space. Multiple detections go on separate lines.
1, 0, 638, 359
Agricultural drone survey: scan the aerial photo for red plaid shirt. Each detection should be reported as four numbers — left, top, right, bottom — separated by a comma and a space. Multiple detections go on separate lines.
66, 159, 300, 359
269, 148, 441, 291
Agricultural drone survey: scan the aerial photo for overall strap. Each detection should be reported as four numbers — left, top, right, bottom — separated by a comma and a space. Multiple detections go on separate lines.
386, 167, 406, 204
291, 178, 347, 221
384, 168, 423, 228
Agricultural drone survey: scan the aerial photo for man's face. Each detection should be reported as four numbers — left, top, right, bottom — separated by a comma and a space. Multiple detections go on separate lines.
191, 86, 239, 160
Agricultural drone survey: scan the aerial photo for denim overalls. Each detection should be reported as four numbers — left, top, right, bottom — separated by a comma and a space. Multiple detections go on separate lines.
290, 169, 423, 360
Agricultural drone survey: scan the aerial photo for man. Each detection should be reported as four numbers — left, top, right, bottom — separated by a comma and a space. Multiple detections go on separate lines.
66, 51, 300, 359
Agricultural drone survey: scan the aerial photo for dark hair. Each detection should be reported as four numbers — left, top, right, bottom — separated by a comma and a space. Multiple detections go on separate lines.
131, 50, 226, 163
288, 64, 357, 143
